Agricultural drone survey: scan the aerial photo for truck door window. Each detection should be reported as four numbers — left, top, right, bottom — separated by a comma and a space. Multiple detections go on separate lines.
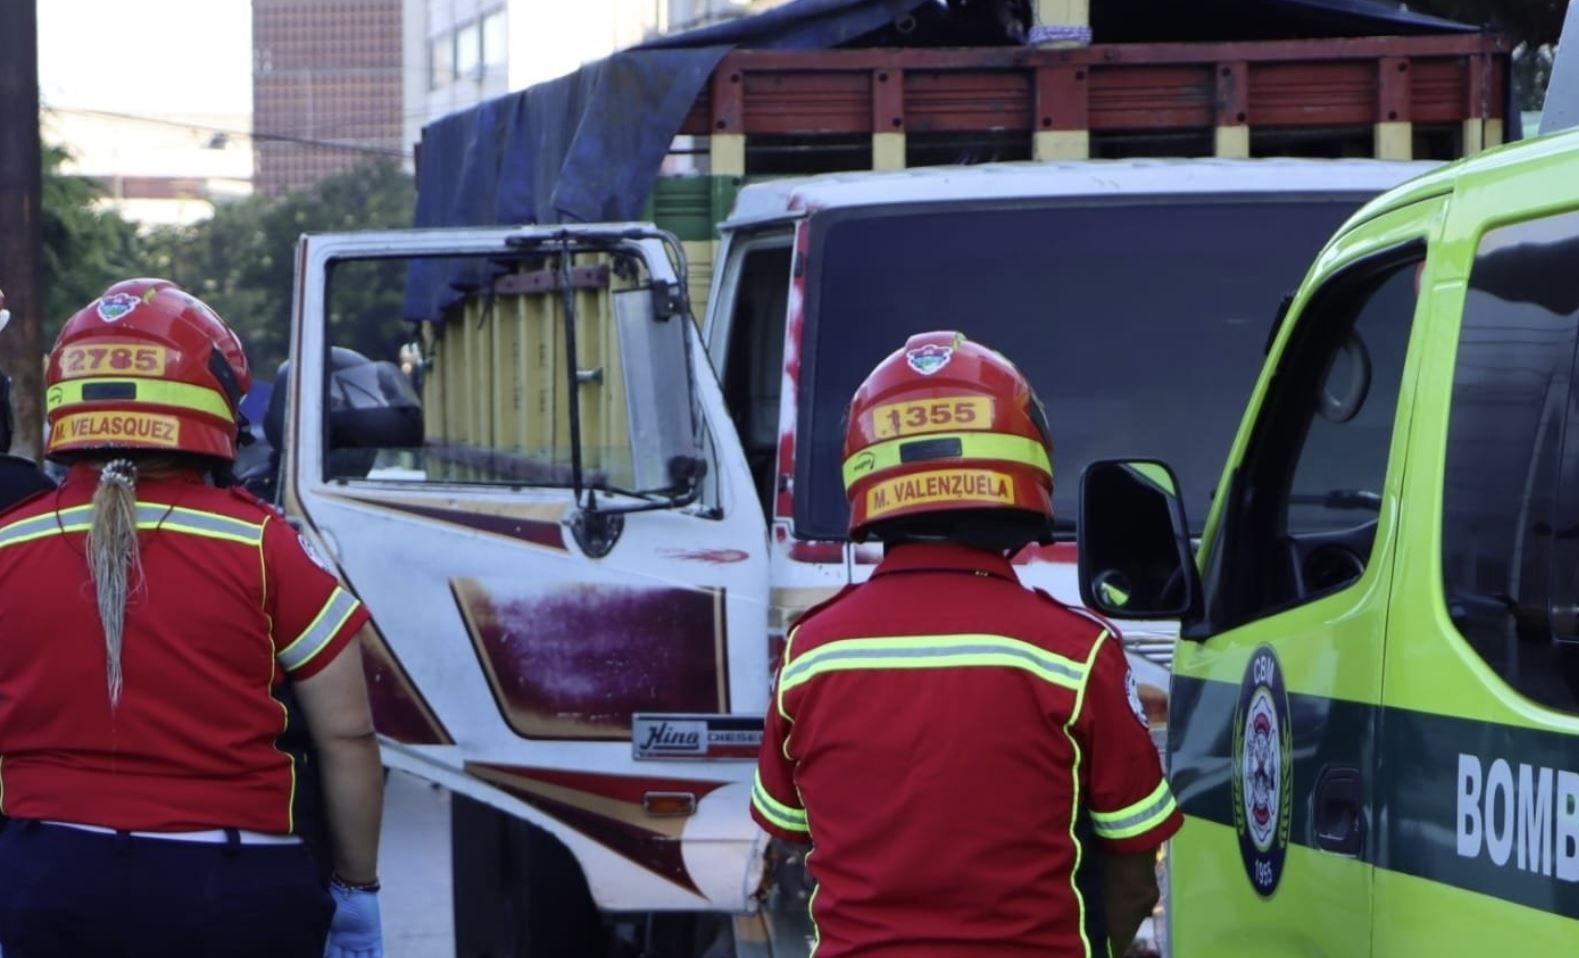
1204, 249, 1420, 630
1444, 209, 1579, 715
315, 253, 693, 495
719, 242, 791, 515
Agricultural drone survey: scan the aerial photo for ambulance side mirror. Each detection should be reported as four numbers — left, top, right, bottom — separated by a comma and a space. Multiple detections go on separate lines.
1077, 459, 1200, 621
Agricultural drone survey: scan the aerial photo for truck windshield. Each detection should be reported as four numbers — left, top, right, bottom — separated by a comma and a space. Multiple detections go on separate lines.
796, 198, 1364, 540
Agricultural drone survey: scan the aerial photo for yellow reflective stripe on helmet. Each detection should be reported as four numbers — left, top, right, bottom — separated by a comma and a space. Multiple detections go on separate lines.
0, 504, 262, 551
751, 770, 809, 835
47, 377, 234, 421
779, 633, 1087, 694
1091, 779, 1178, 841
278, 587, 360, 674
842, 432, 1051, 491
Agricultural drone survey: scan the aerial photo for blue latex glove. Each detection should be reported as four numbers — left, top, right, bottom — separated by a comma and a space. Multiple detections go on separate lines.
325, 882, 383, 958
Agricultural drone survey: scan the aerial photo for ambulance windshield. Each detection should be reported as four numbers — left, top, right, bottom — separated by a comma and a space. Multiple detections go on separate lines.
797, 197, 1365, 540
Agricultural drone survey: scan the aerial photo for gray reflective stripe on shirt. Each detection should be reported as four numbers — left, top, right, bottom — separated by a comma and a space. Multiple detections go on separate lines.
0, 503, 262, 549
155, 506, 263, 544
277, 587, 360, 673
0, 509, 83, 549
780, 638, 1086, 692
1091, 780, 1177, 839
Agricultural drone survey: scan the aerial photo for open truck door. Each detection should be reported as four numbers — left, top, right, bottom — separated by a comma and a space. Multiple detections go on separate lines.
281, 225, 774, 953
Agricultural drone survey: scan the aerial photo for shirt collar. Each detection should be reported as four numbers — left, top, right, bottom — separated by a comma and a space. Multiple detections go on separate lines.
871, 542, 1018, 582
66, 463, 207, 488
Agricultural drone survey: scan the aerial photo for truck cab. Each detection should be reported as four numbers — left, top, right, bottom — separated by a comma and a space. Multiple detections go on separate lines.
1077, 130, 1579, 953
269, 157, 1436, 956
705, 158, 1435, 686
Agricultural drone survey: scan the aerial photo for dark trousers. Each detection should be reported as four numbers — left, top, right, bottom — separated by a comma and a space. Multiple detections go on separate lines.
0, 821, 334, 958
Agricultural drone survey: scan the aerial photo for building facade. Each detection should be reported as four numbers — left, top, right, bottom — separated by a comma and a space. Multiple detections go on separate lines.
408, 0, 786, 154
253, 0, 407, 196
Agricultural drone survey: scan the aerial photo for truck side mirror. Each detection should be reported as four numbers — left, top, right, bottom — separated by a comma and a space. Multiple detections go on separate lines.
1077, 459, 1200, 621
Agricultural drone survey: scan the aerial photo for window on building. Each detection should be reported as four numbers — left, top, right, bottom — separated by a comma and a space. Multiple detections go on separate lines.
1443, 209, 1579, 715
456, 20, 482, 81
482, 10, 507, 69
429, 33, 453, 90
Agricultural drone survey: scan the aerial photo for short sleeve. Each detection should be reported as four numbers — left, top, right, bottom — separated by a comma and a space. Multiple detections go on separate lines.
1078, 631, 1182, 854
751, 659, 811, 843
262, 516, 371, 680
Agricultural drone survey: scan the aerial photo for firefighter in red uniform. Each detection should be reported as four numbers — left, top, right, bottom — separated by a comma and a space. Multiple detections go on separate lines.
0, 280, 384, 958
752, 331, 1182, 958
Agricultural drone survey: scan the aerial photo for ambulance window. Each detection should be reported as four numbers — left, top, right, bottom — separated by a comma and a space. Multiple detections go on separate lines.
1203, 249, 1419, 629
1443, 210, 1579, 715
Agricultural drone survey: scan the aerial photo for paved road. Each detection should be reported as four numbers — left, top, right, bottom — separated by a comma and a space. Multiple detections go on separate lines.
381, 770, 455, 958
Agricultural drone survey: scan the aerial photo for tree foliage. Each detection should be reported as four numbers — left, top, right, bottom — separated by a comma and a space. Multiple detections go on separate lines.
1411, 0, 1569, 109
1411, 0, 1568, 48
40, 145, 140, 341
143, 160, 415, 378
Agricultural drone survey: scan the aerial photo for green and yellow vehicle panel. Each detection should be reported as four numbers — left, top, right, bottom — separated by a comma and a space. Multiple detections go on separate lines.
1166, 127, 1579, 954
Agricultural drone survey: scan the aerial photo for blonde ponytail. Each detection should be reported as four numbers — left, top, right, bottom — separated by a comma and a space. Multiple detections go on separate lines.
85, 458, 142, 706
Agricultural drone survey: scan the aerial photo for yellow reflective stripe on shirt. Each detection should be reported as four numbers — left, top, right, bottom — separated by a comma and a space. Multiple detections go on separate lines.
1064, 630, 1108, 958
0, 504, 263, 551
842, 431, 1052, 490
776, 626, 802, 724
751, 770, 809, 835
1091, 778, 1178, 841
277, 587, 360, 673
47, 377, 234, 421
779, 633, 1087, 694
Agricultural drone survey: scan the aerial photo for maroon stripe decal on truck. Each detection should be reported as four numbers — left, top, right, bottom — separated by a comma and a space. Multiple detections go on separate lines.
467, 764, 728, 896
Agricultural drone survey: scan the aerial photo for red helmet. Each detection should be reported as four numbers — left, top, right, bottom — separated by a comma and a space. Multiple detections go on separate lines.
843, 331, 1053, 541
45, 279, 252, 462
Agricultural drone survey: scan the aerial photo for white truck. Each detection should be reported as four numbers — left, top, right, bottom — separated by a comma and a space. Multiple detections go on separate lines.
258, 158, 1435, 956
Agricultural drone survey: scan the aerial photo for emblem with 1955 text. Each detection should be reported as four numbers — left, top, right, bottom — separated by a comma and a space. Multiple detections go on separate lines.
1232, 644, 1293, 898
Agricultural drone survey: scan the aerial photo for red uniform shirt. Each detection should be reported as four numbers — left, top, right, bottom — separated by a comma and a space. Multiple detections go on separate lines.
0, 467, 370, 833
752, 543, 1182, 958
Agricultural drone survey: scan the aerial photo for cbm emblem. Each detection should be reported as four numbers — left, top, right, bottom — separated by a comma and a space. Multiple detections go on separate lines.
1231, 644, 1293, 898
905, 344, 953, 376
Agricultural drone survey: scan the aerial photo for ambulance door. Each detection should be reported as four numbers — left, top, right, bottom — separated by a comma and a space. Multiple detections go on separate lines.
282, 227, 771, 913
1163, 196, 1445, 955
1375, 193, 1579, 952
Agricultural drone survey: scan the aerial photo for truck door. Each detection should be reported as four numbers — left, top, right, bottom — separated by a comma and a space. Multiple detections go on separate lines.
1167, 195, 1445, 955
282, 227, 771, 914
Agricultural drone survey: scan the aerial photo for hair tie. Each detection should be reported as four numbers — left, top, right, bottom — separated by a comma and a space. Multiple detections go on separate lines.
100, 459, 137, 490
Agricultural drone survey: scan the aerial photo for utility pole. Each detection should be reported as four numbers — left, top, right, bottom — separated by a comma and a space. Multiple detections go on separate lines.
0, 0, 44, 461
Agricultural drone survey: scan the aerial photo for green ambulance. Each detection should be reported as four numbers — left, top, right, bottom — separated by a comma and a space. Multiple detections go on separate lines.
1075, 125, 1579, 952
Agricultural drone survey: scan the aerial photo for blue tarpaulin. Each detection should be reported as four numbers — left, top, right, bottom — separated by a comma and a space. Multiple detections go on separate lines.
406, 0, 937, 321
407, 0, 1486, 321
